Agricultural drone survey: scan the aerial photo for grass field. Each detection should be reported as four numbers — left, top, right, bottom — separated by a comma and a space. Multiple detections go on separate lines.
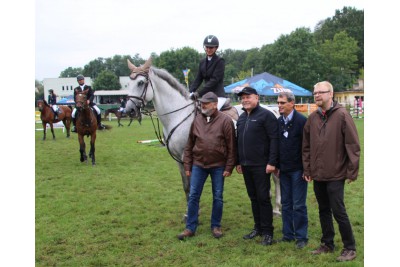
35, 116, 364, 266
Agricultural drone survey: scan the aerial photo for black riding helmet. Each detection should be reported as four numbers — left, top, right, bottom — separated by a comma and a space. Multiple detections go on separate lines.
48, 89, 54, 93
77, 74, 85, 81
203, 35, 219, 48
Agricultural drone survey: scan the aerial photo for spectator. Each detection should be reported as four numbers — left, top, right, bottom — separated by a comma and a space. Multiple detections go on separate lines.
235, 87, 279, 246
177, 92, 236, 240
303, 81, 360, 262
276, 91, 308, 249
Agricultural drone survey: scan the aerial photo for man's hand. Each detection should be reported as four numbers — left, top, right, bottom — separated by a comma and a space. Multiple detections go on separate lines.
236, 165, 242, 174
266, 164, 275, 174
223, 171, 231, 177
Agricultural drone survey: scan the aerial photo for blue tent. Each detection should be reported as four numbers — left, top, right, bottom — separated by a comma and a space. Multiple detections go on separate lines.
57, 95, 75, 104
224, 72, 312, 96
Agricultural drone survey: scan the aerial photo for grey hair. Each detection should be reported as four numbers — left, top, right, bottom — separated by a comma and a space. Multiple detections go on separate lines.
278, 91, 296, 102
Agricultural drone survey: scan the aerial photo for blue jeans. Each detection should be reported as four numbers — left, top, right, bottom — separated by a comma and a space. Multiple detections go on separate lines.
280, 170, 308, 241
186, 165, 225, 233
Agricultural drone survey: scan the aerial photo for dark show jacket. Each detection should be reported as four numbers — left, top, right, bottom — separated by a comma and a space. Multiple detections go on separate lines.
189, 54, 225, 97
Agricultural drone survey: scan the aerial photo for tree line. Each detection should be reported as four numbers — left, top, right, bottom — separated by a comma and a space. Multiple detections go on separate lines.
36, 6, 363, 101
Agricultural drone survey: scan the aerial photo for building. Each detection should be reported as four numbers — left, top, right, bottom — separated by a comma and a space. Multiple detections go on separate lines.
43, 77, 131, 104
334, 79, 364, 107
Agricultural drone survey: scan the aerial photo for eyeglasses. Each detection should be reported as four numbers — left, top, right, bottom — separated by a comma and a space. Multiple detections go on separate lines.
277, 101, 287, 105
313, 91, 330, 96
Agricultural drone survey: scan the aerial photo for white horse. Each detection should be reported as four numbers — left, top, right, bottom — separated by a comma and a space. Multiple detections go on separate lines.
125, 58, 281, 219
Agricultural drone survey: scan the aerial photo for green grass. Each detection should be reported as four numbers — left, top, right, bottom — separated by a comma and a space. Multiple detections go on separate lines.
36, 117, 364, 266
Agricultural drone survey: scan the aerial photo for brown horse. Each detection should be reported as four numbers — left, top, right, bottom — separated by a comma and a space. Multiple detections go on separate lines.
104, 107, 142, 127
37, 100, 72, 140
75, 93, 98, 165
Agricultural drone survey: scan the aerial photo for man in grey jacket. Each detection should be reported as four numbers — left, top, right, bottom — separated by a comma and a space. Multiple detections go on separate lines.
177, 92, 236, 240
303, 81, 360, 262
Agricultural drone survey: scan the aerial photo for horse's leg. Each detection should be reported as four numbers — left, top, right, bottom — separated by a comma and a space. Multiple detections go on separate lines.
64, 118, 70, 138
128, 118, 133, 126
272, 173, 282, 216
118, 117, 123, 127
50, 123, 55, 140
177, 162, 190, 223
78, 134, 87, 163
89, 132, 96, 165
42, 122, 47, 140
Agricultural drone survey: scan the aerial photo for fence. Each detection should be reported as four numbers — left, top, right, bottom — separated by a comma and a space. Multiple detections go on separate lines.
350, 107, 364, 119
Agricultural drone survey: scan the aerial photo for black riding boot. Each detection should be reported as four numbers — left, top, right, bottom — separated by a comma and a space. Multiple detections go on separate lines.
71, 117, 77, 132
97, 113, 105, 130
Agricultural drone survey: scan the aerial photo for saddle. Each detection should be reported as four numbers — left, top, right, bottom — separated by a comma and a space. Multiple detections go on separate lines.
220, 98, 239, 121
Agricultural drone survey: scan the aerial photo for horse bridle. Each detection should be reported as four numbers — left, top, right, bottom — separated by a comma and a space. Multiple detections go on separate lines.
128, 72, 197, 163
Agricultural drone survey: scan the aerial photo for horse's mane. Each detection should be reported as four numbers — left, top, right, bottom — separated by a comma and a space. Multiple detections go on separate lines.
151, 67, 190, 100
41, 99, 50, 107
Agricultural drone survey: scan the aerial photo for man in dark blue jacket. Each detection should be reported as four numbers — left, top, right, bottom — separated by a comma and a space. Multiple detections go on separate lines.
276, 91, 308, 249
236, 87, 279, 246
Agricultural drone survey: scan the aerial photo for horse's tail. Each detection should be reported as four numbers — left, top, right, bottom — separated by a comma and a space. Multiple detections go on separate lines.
68, 105, 73, 111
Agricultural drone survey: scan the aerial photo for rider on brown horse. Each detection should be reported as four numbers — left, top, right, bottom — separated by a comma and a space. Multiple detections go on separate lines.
71, 74, 105, 132
48, 89, 60, 121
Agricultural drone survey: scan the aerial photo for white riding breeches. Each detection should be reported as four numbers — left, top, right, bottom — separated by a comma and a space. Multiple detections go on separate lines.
217, 97, 227, 110
51, 105, 59, 113
119, 107, 125, 113
72, 105, 100, 118
92, 105, 100, 115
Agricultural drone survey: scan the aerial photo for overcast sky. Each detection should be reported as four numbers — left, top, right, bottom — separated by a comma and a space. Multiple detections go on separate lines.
35, 0, 365, 80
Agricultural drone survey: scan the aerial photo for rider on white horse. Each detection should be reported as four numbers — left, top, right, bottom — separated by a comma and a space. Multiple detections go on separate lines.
189, 35, 227, 110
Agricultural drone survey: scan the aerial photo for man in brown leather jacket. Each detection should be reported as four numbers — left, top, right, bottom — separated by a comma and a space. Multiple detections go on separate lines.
177, 92, 236, 240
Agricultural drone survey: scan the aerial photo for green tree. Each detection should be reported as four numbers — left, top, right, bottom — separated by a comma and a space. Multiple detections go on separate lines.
242, 48, 263, 76
221, 49, 248, 86
318, 31, 359, 90
262, 27, 321, 90
59, 67, 83, 78
83, 58, 106, 79
35, 79, 44, 104
92, 70, 121, 90
314, 6, 364, 72
154, 47, 200, 86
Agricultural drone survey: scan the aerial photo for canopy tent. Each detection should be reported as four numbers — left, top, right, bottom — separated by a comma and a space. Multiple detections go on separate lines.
224, 72, 312, 97
57, 95, 75, 104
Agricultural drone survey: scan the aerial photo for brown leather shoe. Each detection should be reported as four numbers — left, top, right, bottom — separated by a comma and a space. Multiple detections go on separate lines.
337, 249, 356, 261
212, 227, 223, 238
311, 244, 334, 255
177, 229, 194, 240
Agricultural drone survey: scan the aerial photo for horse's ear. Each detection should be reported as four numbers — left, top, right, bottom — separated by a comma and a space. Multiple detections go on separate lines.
127, 59, 137, 71
142, 57, 152, 72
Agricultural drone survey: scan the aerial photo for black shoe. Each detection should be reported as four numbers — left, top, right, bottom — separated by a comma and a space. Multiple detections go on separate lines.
296, 240, 308, 249
98, 124, 106, 130
260, 234, 273, 246
71, 126, 77, 133
243, 229, 261, 240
